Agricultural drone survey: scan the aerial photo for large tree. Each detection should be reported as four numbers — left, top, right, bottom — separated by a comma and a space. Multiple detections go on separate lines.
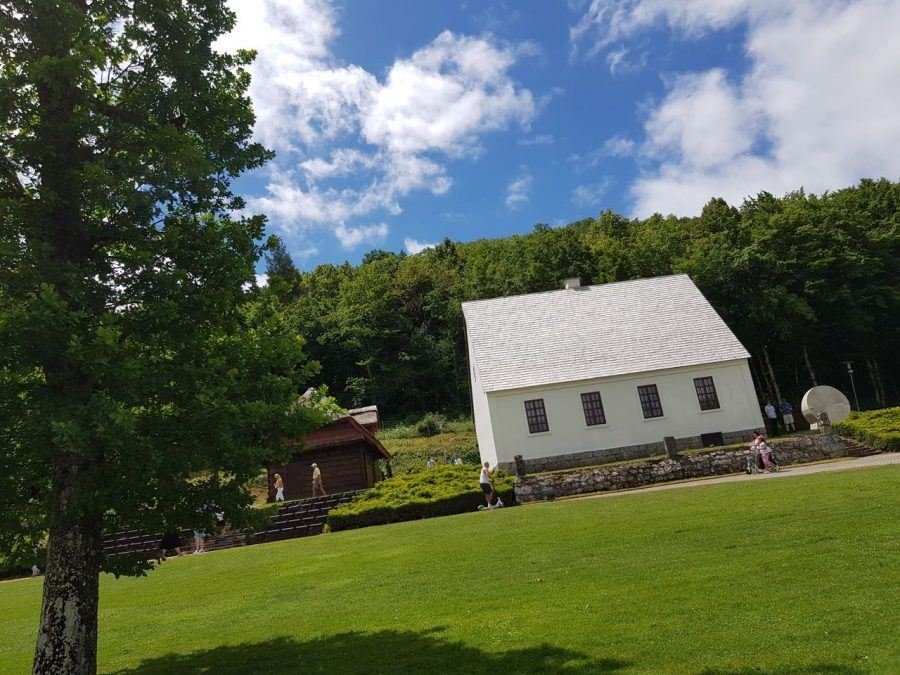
0, 2, 321, 672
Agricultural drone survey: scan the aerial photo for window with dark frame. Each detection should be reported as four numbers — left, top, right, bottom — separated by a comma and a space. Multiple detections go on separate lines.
693, 376, 720, 411
524, 398, 549, 433
637, 384, 664, 419
581, 391, 607, 426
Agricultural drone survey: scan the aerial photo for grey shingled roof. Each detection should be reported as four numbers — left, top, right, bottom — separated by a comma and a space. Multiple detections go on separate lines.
348, 405, 379, 427
462, 274, 749, 393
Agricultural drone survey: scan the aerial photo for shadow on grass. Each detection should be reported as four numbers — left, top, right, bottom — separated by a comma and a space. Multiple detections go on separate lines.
108, 629, 629, 674
699, 666, 868, 674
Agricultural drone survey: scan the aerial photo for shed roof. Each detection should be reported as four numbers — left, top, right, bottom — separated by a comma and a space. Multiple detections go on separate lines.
462, 274, 749, 393
299, 416, 391, 459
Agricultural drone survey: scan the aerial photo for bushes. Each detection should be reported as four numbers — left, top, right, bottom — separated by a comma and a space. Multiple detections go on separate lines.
378, 427, 480, 475
377, 416, 474, 440
833, 407, 900, 451
328, 464, 514, 531
384, 443, 481, 476
416, 412, 446, 437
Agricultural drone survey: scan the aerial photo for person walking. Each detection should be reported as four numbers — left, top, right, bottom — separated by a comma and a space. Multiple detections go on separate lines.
311, 463, 326, 497
780, 399, 796, 432
477, 462, 503, 510
159, 531, 183, 560
273, 473, 285, 502
764, 401, 778, 436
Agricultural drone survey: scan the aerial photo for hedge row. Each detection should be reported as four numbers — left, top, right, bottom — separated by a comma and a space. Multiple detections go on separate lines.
328, 464, 515, 531
833, 407, 900, 451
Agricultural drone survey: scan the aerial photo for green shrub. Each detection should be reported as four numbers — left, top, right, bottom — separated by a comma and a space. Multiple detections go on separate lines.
416, 412, 446, 437
377, 417, 474, 440
833, 407, 900, 451
386, 446, 481, 475
328, 464, 515, 531
378, 429, 480, 474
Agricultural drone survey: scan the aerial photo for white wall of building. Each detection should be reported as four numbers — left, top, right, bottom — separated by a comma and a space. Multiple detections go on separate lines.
484, 359, 763, 465
467, 330, 498, 467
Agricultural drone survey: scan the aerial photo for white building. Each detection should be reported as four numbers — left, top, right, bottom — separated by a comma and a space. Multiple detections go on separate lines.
462, 274, 764, 472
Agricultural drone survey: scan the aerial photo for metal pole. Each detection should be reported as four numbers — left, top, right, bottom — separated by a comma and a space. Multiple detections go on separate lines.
844, 361, 860, 411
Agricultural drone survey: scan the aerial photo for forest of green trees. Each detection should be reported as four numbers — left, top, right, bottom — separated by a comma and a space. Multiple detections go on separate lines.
263, 178, 899, 422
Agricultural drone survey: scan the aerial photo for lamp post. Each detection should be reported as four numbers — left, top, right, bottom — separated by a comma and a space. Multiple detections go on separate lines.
843, 361, 860, 411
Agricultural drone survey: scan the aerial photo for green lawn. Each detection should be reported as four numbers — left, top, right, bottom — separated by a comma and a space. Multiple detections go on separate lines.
2, 466, 898, 674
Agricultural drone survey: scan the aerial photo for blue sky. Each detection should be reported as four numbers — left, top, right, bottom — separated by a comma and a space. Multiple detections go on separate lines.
218, 0, 900, 271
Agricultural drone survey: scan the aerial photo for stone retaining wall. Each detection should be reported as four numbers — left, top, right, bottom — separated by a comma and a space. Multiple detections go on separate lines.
501, 427, 762, 473
514, 434, 852, 502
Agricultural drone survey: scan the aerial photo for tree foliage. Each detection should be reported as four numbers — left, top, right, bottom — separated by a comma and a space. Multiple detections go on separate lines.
267, 180, 899, 419
0, 2, 320, 672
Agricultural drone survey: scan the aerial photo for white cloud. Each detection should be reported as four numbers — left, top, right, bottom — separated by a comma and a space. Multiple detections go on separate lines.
505, 169, 532, 209
571, 0, 900, 217
570, 0, 777, 59
518, 134, 555, 146
571, 180, 612, 208
567, 135, 635, 171
293, 246, 320, 260
404, 238, 437, 254
256, 273, 269, 287
334, 223, 389, 249
223, 3, 536, 243
220, 0, 375, 151
363, 31, 534, 157
642, 69, 756, 168
601, 135, 635, 157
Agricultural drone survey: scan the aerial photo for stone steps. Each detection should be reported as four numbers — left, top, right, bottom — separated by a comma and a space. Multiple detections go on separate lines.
101, 490, 367, 559
840, 438, 879, 457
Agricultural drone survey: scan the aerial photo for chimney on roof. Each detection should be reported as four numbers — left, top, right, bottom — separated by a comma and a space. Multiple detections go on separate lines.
564, 277, 581, 290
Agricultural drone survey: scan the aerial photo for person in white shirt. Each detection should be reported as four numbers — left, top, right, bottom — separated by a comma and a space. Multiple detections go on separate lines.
764, 402, 778, 436
453, 455, 463, 466
311, 463, 326, 496
478, 462, 503, 510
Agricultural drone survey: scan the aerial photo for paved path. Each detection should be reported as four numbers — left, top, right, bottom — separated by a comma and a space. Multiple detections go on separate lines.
558, 453, 900, 503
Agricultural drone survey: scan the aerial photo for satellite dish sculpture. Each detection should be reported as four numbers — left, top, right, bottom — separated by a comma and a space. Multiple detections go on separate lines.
801, 386, 851, 433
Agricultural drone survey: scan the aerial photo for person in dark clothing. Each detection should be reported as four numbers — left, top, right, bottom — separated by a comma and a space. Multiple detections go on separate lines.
159, 531, 183, 560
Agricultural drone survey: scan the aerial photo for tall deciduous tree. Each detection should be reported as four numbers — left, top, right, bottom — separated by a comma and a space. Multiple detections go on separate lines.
0, 3, 320, 672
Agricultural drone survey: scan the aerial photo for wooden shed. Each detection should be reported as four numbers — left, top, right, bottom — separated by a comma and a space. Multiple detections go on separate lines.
267, 414, 391, 501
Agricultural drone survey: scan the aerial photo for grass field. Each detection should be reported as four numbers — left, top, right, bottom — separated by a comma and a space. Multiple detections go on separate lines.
2, 466, 898, 674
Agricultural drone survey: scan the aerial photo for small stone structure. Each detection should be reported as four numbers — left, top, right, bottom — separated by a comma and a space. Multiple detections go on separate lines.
514, 434, 853, 502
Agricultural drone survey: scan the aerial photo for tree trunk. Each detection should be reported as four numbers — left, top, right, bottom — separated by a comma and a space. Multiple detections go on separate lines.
762, 346, 782, 404
865, 356, 886, 408
30, 6, 102, 670
751, 354, 771, 402
802, 345, 819, 387
33, 467, 103, 675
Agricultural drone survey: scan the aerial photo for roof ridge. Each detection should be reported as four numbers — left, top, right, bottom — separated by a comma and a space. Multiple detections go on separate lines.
461, 273, 689, 308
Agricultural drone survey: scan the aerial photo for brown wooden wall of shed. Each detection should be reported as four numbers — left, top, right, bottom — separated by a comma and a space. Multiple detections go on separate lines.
268, 442, 382, 500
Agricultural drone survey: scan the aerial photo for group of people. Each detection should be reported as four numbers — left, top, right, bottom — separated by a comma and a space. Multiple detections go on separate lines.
162, 466, 331, 561
272, 463, 326, 502
763, 399, 796, 436
426, 455, 464, 468
159, 509, 226, 560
